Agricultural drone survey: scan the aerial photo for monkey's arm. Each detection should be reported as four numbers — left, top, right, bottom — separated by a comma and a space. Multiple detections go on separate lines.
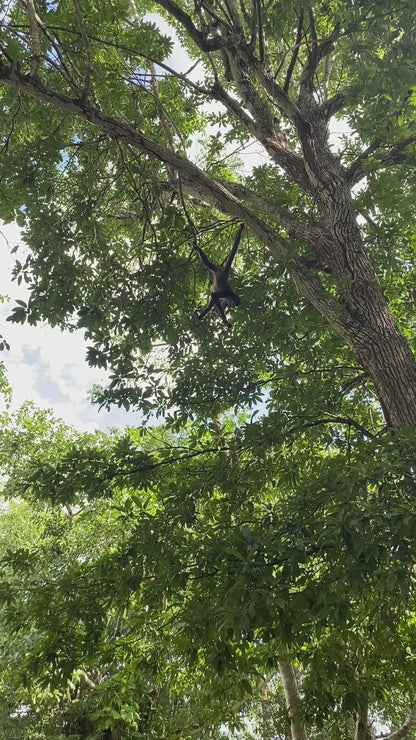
194, 243, 218, 273
223, 223, 244, 275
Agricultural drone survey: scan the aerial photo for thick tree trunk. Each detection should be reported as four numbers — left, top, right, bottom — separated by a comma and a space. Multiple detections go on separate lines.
278, 659, 308, 740
355, 707, 375, 740
312, 175, 416, 429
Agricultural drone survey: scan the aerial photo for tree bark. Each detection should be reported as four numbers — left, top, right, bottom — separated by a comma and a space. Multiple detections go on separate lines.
278, 659, 308, 740
313, 180, 416, 429
355, 707, 376, 740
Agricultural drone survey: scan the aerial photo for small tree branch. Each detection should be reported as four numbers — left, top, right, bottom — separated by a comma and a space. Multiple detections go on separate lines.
347, 134, 416, 184
72, 0, 93, 101
381, 711, 416, 740
293, 415, 376, 439
255, 0, 265, 63
22, 0, 41, 77
283, 8, 304, 95
223, 0, 243, 31
299, 20, 341, 101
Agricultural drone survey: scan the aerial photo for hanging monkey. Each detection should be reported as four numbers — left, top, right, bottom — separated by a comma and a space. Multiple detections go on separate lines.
194, 223, 244, 328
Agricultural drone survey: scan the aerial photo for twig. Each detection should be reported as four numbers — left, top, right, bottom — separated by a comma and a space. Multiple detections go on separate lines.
2, 92, 21, 152
283, 8, 304, 94
293, 415, 377, 439
72, 0, 93, 101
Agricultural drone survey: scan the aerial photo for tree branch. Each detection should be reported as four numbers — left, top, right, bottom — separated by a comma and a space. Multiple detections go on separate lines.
209, 80, 309, 189
299, 20, 341, 101
293, 415, 376, 439
283, 8, 304, 95
319, 91, 348, 118
22, 0, 41, 77
152, 0, 238, 51
347, 139, 382, 184
220, 180, 321, 242
72, 0, 93, 101
347, 134, 416, 184
381, 711, 416, 740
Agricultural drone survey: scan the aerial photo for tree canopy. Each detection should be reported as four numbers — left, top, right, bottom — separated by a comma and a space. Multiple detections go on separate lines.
1, 0, 416, 738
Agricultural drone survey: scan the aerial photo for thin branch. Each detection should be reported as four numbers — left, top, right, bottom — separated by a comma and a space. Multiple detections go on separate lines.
293, 415, 377, 439
22, 0, 41, 76
72, 0, 93, 101
2, 92, 21, 152
283, 8, 304, 95
149, 62, 186, 177
255, 0, 265, 63
347, 133, 416, 185
223, 0, 243, 30
381, 711, 416, 740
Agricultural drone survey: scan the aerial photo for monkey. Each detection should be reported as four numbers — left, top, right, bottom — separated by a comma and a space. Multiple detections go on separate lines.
194, 223, 244, 328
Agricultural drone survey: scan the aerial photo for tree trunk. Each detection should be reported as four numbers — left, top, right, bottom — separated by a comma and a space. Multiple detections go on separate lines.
278, 659, 308, 740
303, 155, 416, 429
355, 707, 376, 740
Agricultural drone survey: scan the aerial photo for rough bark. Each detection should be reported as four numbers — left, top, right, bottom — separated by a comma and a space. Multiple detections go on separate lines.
278, 659, 308, 740
355, 707, 376, 740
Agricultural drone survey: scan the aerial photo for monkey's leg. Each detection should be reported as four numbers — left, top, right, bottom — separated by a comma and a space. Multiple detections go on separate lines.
198, 298, 214, 320
211, 296, 231, 328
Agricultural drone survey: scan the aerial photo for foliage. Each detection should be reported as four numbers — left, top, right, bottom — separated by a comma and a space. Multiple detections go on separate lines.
0, 0, 416, 738
1, 404, 416, 738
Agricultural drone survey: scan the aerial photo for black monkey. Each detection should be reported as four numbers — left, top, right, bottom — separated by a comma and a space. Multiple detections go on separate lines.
195, 224, 244, 328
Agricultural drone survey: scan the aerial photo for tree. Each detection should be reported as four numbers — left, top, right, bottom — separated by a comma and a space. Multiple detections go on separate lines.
1, 1, 416, 738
